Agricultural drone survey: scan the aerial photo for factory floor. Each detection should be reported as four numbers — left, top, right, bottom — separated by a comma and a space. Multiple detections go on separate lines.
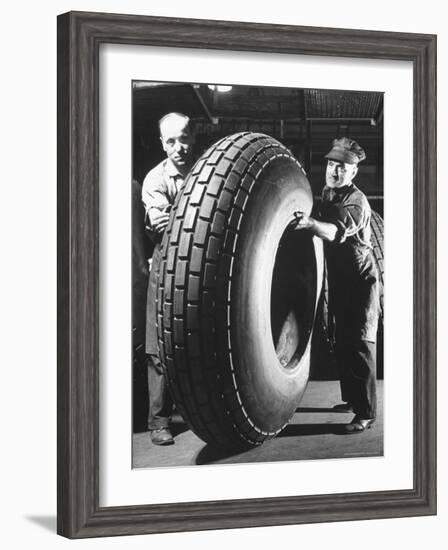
132, 380, 383, 469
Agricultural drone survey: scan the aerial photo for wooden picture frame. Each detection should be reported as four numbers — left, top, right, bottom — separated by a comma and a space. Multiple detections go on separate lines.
57, 11, 437, 538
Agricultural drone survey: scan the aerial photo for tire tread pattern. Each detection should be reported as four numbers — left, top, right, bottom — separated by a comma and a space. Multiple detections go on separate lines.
156, 132, 304, 448
370, 210, 384, 320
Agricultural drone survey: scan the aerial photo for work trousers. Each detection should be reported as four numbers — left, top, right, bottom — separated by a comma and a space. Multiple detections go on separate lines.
145, 244, 173, 430
147, 355, 173, 430
335, 340, 377, 419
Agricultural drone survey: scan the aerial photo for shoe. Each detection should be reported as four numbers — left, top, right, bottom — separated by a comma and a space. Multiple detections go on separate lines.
150, 427, 174, 446
343, 415, 375, 434
333, 402, 353, 412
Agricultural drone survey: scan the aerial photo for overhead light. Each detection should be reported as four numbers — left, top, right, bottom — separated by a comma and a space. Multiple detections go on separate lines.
208, 85, 232, 93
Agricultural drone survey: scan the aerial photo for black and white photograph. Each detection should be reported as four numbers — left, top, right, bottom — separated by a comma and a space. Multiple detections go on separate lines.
131, 82, 384, 468
52, 7, 436, 541
1, 0, 443, 545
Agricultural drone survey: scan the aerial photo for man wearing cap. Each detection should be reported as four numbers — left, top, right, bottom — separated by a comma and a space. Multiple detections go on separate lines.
141, 112, 194, 445
292, 137, 380, 433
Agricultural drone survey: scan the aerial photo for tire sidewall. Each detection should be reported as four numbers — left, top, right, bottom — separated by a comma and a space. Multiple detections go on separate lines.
231, 158, 324, 432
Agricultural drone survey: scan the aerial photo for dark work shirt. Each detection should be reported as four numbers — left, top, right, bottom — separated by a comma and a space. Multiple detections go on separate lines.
320, 184, 372, 251
320, 183, 379, 343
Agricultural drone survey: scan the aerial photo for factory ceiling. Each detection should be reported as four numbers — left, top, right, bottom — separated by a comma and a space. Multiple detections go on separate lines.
133, 81, 383, 136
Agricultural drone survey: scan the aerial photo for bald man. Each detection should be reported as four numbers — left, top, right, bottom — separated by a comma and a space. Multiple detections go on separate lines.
141, 112, 194, 445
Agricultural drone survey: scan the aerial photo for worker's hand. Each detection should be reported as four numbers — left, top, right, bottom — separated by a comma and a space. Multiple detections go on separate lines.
151, 209, 170, 233
291, 211, 315, 230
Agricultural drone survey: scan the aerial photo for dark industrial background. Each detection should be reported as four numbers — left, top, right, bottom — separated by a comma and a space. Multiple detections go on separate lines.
132, 82, 384, 432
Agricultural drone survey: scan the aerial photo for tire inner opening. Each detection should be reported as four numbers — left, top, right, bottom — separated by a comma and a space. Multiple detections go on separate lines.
270, 227, 317, 370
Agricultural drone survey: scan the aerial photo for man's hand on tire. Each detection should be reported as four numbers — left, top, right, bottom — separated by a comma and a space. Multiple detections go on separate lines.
291, 211, 315, 230
151, 210, 170, 233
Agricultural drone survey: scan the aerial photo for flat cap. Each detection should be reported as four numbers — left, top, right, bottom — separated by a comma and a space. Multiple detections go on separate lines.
325, 137, 366, 165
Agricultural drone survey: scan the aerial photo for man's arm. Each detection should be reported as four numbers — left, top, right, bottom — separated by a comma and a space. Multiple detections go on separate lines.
148, 208, 170, 234
292, 212, 338, 242
141, 167, 171, 235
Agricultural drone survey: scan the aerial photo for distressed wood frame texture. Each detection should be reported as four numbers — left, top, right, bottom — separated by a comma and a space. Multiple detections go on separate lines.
57, 11, 437, 539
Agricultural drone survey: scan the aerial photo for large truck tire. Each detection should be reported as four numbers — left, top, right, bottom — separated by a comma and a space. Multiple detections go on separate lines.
156, 132, 324, 449
370, 210, 384, 378
370, 210, 384, 320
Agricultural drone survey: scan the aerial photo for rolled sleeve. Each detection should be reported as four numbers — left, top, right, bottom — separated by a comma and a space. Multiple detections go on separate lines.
333, 203, 365, 243
320, 185, 370, 246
